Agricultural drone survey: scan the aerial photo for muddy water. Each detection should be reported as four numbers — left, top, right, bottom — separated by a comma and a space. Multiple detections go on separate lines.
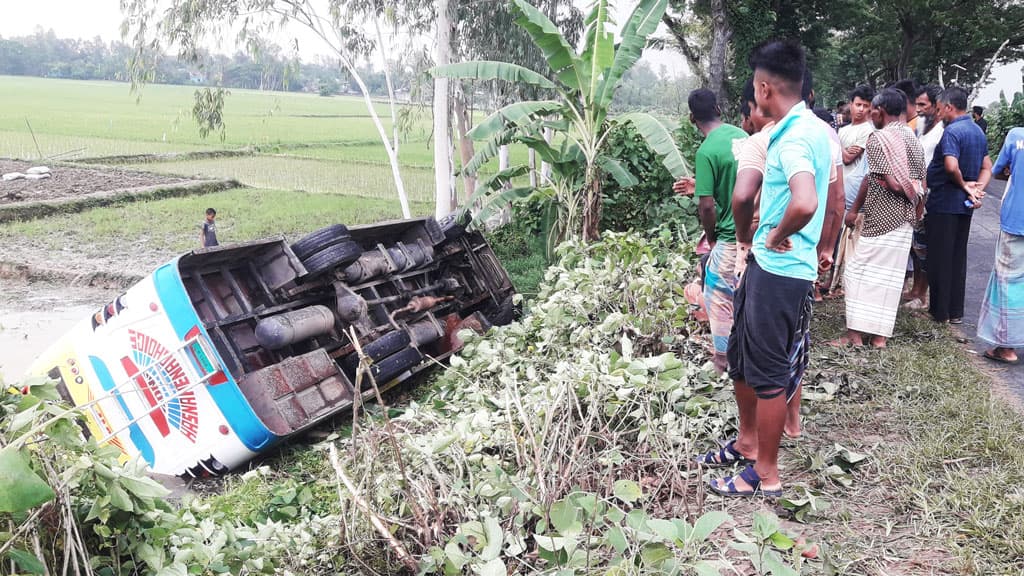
0, 281, 112, 383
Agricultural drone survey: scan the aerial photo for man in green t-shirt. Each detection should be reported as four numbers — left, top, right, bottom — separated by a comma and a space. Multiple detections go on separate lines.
674, 89, 748, 372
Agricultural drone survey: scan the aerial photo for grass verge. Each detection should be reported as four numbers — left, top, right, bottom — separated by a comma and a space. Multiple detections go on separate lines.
772, 301, 1024, 574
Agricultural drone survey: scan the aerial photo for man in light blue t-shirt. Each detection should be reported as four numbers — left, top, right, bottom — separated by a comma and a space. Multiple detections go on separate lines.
696, 40, 831, 499
978, 127, 1024, 364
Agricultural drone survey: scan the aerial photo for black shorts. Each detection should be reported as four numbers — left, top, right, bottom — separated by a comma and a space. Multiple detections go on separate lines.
727, 257, 813, 400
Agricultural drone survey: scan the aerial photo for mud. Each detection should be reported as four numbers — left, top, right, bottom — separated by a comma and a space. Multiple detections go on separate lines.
0, 280, 115, 383
0, 159, 188, 204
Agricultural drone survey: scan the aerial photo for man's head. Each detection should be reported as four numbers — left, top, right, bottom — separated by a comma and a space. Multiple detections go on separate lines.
891, 79, 918, 119
739, 78, 773, 135
205, 207, 217, 222
936, 86, 969, 123
688, 88, 721, 132
801, 67, 816, 109
972, 105, 985, 120
914, 84, 942, 120
870, 88, 907, 129
748, 40, 806, 119
848, 84, 876, 124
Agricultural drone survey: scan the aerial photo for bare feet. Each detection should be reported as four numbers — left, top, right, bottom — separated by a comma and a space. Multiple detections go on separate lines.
869, 335, 887, 348
829, 332, 863, 347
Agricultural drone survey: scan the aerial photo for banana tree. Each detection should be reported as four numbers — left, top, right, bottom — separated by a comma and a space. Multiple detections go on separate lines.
431, 0, 690, 243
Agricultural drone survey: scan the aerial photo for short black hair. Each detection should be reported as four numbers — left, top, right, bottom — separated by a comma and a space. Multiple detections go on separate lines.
688, 88, 720, 123
749, 40, 805, 92
872, 88, 907, 117
813, 107, 834, 125
849, 84, 876, 103
972, 105, 985, 115
801, 67, 815, 106
915, 84, 941, 105
891, 79, 917, 101
206, 208, 217, 216
740, 78, 756, 118
938, 86, 969, 111
835, 100, 846, 109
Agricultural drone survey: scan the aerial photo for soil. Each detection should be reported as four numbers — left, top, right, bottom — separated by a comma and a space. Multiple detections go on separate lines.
0, 159, 188, 204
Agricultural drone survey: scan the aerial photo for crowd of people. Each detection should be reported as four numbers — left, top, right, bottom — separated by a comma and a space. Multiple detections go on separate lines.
675, 39, 1022, 497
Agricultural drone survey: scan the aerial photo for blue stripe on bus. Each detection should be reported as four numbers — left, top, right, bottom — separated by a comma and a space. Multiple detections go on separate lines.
152, 261, 276, 451
88, 355, 155, 466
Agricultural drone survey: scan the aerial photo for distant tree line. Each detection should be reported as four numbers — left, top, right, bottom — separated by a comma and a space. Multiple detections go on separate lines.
0, 28, 416, 97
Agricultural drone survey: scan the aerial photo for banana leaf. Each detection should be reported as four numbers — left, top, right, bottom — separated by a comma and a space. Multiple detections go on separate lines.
596, 155, 639, 187
430, 61, 556, 91
615, 112, 690, 178
511, 0, 585, 92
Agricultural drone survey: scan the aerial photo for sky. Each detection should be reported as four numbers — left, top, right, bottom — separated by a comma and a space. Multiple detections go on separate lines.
0, 0, 1020, 105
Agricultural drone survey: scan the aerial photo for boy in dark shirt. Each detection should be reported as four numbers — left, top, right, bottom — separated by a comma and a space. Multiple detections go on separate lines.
200, 208, 219, 248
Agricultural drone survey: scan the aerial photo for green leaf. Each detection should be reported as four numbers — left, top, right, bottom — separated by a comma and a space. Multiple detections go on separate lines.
477, 557, 506, 576
120, 475, 171, 499
769, 531, 795, 550
480, 516, 504, 561
510, 0, 585, 91
613, 479, 642, 503
581, 0, 614, 101
0, 446, 55, 513
468, 100, 563, 141
7, 549, 46, 575
549, 499, 581, 535
615, 113, 690, 178
690, 510, 730, 542
605, 525, 628, 553
646, 518, 679, 542
431, 61, 556, 90
762, 550, 800, 576
156, 563, 189, 576
693, 560, 724, 576
752, 511, 780, 541
596, 156, 639, 188
109, 482, 135, 512
639, 542, 672, 567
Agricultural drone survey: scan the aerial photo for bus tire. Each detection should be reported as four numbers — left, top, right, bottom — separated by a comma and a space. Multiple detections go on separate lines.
302, 240, 363, 277
341, 330, 411, 373
368, 347, 422, 386
292, 224, 351, 260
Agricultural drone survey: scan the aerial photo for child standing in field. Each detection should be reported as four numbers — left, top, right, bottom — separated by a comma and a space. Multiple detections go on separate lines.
200, 208, 219, 247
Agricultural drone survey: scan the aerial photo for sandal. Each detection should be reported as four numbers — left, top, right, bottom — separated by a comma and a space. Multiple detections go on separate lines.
695, 439, 754, 468
709, 465, 783, 498
983, 349, 1020, 365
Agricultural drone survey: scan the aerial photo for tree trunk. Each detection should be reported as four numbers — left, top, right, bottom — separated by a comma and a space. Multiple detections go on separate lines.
708, 0, 732, 111
374, 15, 400, 155
496, 144, 512, 226
434, 0, 455, 219
541, 126, 553, 182
453, 83, 476, 202
582, 168, 602, 242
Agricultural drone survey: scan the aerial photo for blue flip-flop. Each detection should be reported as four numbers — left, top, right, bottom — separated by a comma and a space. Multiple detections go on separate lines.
709, 465, 783, 498
695, 439, 755, 468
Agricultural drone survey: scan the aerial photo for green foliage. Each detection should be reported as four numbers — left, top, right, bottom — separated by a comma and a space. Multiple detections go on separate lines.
0, 378, 343, 575
600, 125, 677, 232
986, 91, 1024, 158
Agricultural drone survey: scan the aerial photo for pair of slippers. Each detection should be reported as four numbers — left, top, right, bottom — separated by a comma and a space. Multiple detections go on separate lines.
696, 440, 782, 498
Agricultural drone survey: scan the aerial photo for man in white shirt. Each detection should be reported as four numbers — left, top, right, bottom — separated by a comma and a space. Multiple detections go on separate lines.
903, 84, 945, 310
840, 85, 877, 210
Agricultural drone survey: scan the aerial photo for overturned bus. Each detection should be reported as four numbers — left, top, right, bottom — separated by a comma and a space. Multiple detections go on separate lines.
29, 216, 516, 477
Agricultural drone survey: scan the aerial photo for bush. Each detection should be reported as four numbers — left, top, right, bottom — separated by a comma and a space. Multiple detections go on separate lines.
986, 91, 1024, 157
601, 122, 704, 235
